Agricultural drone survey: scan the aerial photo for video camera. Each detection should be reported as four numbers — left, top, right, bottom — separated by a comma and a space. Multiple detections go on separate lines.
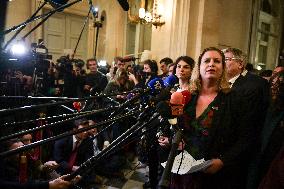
31, 39, 52, 73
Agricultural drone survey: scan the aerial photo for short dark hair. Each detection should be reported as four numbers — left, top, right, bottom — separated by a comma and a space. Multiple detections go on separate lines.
160, 57, 173, 66
74, 118, 89, 129
259, 69, 272, 77
86, 58, 97, 69
175, 56, 195, 70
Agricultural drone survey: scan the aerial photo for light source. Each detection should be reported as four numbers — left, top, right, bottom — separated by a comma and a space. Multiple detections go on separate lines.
10, 41, 27, 56
129, 0, 165, 28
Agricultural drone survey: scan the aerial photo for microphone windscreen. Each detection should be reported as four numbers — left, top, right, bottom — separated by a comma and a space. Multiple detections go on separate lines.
73, 102, 81, 111
163, 74, 178, 87
154, 88, 171, 102
47, 0, 69, 10
148, 77, 165, 94
156, 101, 172, 118
170, 92, 184, 105
127, 92, 135, 100
170, 92, 185, 116
181, 90, 191, 104
117, 0, 129, 11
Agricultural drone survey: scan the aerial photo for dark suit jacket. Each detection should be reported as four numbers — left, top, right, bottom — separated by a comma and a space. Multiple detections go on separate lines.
53, 136, 93, 174
232, 73, 269, 142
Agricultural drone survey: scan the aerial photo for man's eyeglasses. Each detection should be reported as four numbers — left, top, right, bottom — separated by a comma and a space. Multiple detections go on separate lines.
225, 57, 241, 62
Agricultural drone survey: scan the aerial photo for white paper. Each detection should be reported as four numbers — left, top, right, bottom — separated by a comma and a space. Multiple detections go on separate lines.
161, 150, 212, 175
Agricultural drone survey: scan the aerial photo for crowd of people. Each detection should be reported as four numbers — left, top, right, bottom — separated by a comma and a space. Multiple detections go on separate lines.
0, 47, 284, 189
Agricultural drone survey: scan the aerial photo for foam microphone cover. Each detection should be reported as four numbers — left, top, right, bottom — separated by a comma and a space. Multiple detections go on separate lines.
148, 77, 165, 94
181, 90, 191, 104
73, 102, 81, 111
154, 88, 171, 102
47, 0, 69, 10
163, 74, 178, 87
156, 101, 172, 119
117, 0, 129, 11
170, 91, 185, 116
170, 91, 185, 105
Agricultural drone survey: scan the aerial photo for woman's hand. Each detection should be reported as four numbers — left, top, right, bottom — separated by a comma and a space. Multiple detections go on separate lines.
203, 158, 224, 174
128, 73, 138, 85
158, 136, 170, 147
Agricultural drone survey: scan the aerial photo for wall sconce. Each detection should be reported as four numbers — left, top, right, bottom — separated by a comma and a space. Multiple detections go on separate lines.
128, 0, 165, 28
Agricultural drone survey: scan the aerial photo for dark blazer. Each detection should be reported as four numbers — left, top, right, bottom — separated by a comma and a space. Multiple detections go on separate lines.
232, 73, 269, 141
53, 136, 93, 174
185, 91, 257, 189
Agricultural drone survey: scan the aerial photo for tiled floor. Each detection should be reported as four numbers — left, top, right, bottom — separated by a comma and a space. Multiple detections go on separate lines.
93, 160, 148, 189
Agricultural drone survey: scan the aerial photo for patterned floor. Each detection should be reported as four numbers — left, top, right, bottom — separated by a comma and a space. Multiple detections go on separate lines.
91, 159, 149, 189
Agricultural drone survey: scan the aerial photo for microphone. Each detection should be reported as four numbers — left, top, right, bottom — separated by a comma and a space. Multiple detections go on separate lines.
122, 56, 139, 62
147, 77, 165, 95
163, 74, 178, 88
158, 91, 186, 189
88, 0, 98, 18
151, 75, 178, 103
46, 0, 69, 10
170, 91, 185, 116
117, 0, 129, 11
181, 90, 191, 105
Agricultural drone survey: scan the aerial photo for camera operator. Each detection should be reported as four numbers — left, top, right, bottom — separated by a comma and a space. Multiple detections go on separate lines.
84, 58, 108, 96
55, 55, 77, 97
73, 59, 86, 98
42, 61, 61, 96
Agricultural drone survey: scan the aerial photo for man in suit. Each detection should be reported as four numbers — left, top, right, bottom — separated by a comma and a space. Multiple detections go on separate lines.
223, 48, 269, 127
53, 118, 93, 175
223, 48, 270, 189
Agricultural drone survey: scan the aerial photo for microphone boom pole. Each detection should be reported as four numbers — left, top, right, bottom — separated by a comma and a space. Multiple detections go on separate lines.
2, 0, 82, 35
66, 112, 160, 180
0, 111, 136, 158
0, 92, 129, 116
0, 106, 118, 142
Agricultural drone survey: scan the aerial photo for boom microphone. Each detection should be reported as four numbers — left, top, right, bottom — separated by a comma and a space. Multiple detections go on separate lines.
147, 77, 165, 95
117, 0, 129, 11
163, 74, 178, 88
170, 92, 185, 116
158, 91, 186, 189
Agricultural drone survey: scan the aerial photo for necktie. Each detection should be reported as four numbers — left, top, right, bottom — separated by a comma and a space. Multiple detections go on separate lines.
19, 154, 28, 183
68, 141, 79, 170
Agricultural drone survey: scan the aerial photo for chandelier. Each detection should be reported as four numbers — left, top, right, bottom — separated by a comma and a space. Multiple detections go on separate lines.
128, 0, 165, 28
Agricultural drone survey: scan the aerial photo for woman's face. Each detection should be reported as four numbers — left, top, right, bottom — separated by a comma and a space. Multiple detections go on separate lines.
118, 72, 128, 85
143, 64, 151, 73
200, 50, 223, 82
175, 60, 192, 81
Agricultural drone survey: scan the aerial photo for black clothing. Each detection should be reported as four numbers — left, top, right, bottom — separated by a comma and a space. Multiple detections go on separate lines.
172, 90, 256, 189
84, 71, 108, 94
